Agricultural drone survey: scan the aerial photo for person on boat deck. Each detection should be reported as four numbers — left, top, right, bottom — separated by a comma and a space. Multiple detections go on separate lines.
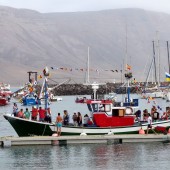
38, 107, 46, 122
83, 114, 90, 127
12, 103, 18, 117
72, 112, 78, 126
31, 106, 38, 121
146, 113, 157, 135
151, 106, 157, 114
166, 107, 170, 118
24, 108, 30, 119
63, 110, 70, 125
135, 110, 141, 122
56, 113, 63, 136
151, 106, 159, 121
77, 112, 82, 126
143, 109, 149, 121
44, 107, 52, 123
161, 112, 169, 120
17, 109, 25, 118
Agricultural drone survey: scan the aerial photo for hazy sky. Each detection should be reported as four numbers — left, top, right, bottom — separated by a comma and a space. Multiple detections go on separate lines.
0, 0, 169, 14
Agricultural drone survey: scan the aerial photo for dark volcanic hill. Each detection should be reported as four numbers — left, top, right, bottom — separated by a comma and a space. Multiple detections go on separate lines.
0, 6, 170, 85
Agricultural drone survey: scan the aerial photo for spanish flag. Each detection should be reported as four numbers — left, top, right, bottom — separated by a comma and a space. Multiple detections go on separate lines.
126, 64, 131, 70
165, 72, 170, 82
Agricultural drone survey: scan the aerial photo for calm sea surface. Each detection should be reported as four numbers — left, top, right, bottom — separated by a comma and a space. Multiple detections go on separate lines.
0, 91, 170, 170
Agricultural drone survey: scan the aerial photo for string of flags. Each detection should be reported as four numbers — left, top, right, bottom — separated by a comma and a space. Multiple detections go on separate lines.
37, 64, 132, 79
50, 66, 132, 73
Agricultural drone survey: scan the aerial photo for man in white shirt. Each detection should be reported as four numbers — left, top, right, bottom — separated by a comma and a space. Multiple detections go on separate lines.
147, 114, 157, 135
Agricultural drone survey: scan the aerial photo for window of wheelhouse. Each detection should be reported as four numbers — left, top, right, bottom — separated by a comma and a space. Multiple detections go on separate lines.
88, 103, 111, 112
112, 109, 124, 117
92, 103, 98, 112
99, 104, 111, 112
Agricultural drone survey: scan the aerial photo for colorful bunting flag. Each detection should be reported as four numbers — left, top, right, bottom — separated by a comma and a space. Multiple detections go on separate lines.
165, 72, 170, 82
126, 64, 131, 70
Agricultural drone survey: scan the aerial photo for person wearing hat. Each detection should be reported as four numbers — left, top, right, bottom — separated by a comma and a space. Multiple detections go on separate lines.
31, 106, 38, 121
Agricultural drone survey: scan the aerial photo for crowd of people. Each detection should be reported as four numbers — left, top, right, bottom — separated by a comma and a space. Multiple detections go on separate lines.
12, 103, 93, 137
135, 106, 170, 134
12, 103, 52, 123
134, 106, 170, 122
13, 101, 170, 136
55, 110, 93, 136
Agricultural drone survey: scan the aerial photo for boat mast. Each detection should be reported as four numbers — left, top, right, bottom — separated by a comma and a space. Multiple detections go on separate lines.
156, 31, 161, 86
125, 24, 131, 102
43, 67, 50, 111
152, 41, 157, 84
85, 47, 90, 84
167, 41, 170, 74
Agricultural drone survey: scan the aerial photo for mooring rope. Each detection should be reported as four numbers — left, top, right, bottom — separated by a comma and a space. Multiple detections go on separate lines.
42, 124, 47, 136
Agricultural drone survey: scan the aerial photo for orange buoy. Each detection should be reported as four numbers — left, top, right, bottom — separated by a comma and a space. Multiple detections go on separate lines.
168, 128, 170, 134
52, 133, 58, 137
52, 133, 59, 145
139, 128, 145, 134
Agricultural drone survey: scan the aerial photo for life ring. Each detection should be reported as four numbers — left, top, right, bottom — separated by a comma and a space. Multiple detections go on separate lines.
34, 81, 37, 85
125, 107, 133, 114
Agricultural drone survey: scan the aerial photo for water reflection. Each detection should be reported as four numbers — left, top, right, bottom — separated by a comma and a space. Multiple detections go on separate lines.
1, 143, 170, 169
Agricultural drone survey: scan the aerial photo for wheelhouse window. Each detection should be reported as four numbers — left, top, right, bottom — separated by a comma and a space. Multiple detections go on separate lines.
87, 103, 111, 112
112, 109, 124, 117
99, 104, 111, 112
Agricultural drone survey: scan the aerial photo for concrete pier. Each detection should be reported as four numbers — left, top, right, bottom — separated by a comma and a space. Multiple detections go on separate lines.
1, 134, 170, 147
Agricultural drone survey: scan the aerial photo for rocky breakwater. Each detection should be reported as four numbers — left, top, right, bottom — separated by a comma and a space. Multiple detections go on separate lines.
50, 83, 138, 96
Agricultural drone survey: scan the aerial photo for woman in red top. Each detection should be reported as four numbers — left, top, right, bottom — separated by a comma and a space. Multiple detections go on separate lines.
17, 109, 25, 118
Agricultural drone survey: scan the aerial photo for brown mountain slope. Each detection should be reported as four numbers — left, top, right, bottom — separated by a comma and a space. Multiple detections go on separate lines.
0, 6, 169, 85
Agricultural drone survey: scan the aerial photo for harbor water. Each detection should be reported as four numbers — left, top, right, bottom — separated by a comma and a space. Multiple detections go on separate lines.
0, 93, 170, 169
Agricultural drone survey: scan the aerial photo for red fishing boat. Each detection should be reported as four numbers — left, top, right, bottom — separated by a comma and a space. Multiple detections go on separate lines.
75, 96, 87, 103
0, 95, 9, 106
3, 71, 170, 137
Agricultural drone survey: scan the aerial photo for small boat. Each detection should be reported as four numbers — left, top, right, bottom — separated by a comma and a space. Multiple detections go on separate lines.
0, 83, 13, 96
49, 93, 62, 102
75, 96, 87, 103
22, 93, 41, 106
0, 96, 9, 106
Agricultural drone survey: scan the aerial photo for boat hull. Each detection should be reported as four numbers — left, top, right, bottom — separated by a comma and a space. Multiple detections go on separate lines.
4, 115, 54, 136
3, 114, 170, 137
0, 98, 8, 106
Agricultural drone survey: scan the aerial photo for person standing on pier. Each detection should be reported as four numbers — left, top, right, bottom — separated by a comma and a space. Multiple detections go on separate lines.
56, 113, 63, 136
146, 113, 157, 135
